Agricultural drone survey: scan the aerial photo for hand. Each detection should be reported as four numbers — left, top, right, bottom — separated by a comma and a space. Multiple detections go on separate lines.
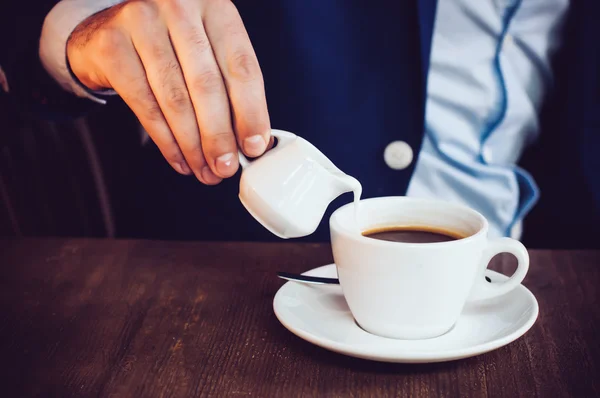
67, 0, 270, 184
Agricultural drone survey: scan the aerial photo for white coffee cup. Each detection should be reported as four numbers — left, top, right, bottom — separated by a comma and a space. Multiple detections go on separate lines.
330, 196, 529, 340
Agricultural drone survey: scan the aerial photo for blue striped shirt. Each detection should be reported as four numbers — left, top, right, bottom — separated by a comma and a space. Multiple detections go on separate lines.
407, 0, 569, 238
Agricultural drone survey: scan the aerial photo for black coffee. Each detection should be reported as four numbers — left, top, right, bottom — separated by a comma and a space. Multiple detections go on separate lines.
362, 226, 465, 243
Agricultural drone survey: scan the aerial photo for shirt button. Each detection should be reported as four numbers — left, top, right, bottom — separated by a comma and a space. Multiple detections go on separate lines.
384, 141, 413, 170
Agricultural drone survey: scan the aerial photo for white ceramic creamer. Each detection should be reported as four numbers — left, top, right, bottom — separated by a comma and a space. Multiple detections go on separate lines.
238, 130, 361, 239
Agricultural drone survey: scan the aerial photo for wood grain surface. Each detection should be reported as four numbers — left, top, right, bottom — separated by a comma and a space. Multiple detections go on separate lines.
0, 238, 598, 397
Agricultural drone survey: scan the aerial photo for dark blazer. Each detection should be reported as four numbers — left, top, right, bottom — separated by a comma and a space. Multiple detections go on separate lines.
1, 0, 598, 246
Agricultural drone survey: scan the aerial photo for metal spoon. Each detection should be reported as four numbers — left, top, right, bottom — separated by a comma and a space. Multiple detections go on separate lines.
277, 272, 492, 285
277, 272, 340, 285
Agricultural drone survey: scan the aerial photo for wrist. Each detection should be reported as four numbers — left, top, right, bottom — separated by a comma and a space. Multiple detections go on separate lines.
66, 40, 104, 92
39, 0, 126, 103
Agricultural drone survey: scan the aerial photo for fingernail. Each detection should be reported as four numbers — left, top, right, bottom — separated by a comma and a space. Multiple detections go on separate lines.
201, 166, 222, 185
244, 135, 267, 157
178, 162, 192, 175
216, 152, 236, 176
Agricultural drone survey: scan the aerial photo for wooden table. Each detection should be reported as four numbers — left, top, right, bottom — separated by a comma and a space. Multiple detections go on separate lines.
1, 239, 599, 397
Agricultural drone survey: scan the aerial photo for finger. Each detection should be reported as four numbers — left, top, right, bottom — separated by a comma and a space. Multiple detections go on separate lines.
125, 4, 229, 181
203, 0, 271, 158
160, 0, 239, 177
94, 26, 216, 183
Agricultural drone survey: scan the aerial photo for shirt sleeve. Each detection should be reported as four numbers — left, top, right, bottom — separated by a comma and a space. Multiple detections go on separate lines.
39, 0, 126, 104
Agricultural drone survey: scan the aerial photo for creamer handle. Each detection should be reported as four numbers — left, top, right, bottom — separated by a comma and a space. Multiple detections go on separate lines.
238, 130, 297, 169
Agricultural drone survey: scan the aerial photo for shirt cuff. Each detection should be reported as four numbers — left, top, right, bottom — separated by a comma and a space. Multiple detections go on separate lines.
39, 0, 126, 104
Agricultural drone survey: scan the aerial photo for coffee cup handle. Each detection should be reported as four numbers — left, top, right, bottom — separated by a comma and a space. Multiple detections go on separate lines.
238, 130, 297, 168
468, 237, 530, 302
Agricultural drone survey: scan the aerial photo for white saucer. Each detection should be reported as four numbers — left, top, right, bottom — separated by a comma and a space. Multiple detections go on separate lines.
273, 264, 539, 363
